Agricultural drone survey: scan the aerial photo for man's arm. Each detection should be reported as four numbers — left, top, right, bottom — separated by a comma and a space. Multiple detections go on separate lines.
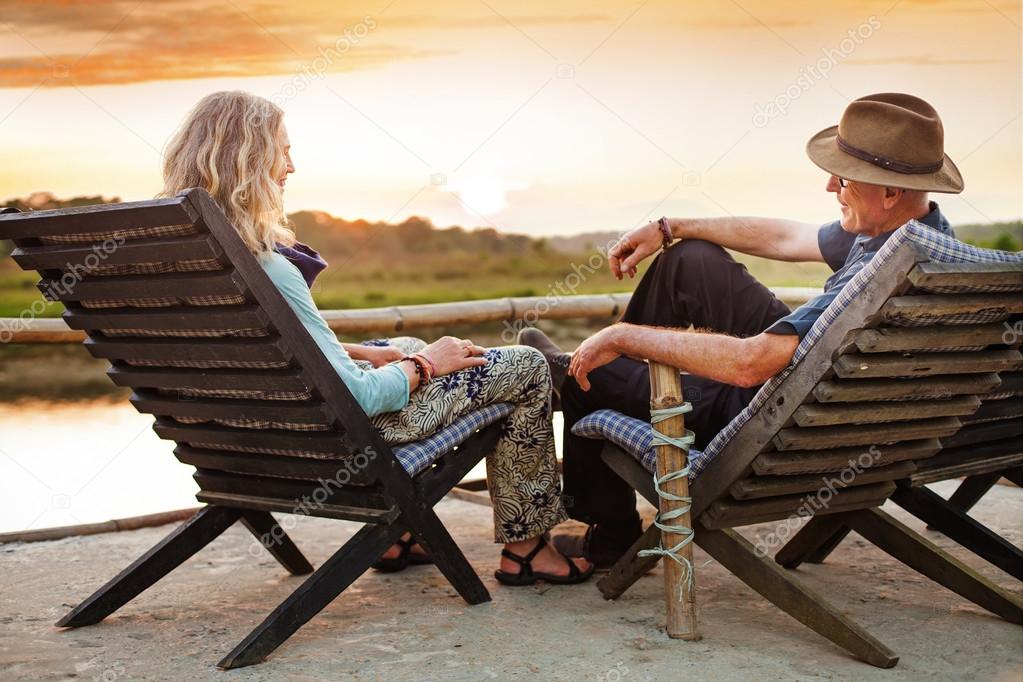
569, 323, 799, 390
610, 216, 824, 279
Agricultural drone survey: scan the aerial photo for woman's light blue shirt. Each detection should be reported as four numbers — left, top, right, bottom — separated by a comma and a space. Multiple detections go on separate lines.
259, 250, 409, 416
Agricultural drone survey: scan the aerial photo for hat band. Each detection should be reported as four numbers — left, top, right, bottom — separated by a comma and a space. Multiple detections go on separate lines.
836, 135, 944, 175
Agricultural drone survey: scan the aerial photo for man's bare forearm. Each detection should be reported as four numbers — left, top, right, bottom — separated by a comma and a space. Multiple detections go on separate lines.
667, 216, 823, 262
609, 323, 799, 388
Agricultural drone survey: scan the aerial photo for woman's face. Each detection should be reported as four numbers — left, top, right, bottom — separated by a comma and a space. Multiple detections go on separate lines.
277, 123, 294, 191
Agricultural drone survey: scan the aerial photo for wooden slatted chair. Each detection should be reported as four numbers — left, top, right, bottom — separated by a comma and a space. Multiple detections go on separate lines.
569, 221, 1023, 668
778, 367, 1022, 581
0, 188, 515, 669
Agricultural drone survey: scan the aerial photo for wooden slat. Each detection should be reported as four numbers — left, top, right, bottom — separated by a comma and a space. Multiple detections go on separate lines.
991, 372, 1023, 396
700, 482, 896, 529
921, 436, 1023, 474
85, 336, 288, 364
130, 390, 330, 424
64, 304, 268, 331
881, 293, 1023, 322
792, 395, 981, 427
731, 461, 917, 500
192, 469, 390, 512
850, 323, 1009, 353
911, 452, 1023, 486
107, 366, 309, 392
833, 350, 1022, 379
773, 417, 962, 451
0, 196, 199, 239
174, 445, 374, 485
961, 397, 1023, 425
38, 270, 246, 302
751, 438, 941, 476
11, 233, 220, 270
195, 491, 397, 524
813, 373, 1002, 403
908, 261, 1023, 290
939, 418, 1023, 449
153, 418, 351, 456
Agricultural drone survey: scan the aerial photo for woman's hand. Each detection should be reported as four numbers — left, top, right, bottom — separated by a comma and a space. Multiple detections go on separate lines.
361, 345, 406, 368
608, 221, 665, 280
419, 336, 488, 377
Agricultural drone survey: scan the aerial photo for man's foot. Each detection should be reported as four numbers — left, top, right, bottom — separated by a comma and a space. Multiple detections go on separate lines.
372, 533, 432, 573
517, 328, 570, 405
550, 519, 644, 570
495, 535, 595, 586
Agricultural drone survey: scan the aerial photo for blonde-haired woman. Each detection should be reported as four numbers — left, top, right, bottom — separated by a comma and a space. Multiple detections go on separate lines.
160, 91, 592, 586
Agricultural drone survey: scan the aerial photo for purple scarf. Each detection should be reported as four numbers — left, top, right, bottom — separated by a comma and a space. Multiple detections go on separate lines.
275, 241, 327, 288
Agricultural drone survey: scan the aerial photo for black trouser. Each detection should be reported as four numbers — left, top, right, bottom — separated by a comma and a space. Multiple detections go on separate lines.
561, 239, 792, 533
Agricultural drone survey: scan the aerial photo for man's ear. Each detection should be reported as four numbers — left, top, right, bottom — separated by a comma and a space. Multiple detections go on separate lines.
883, 186, 903, 210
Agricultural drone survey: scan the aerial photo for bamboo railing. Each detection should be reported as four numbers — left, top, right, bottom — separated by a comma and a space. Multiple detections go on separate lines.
0, 289, 819, 343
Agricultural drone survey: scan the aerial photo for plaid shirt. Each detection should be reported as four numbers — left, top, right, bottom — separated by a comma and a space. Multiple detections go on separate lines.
766, 202, 952, 339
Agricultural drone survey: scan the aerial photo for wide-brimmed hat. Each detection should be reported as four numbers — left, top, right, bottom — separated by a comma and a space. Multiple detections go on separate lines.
806, 93, 963, 193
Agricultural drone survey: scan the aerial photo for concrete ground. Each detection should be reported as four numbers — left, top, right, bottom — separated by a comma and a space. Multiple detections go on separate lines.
1, 480, 1020, 682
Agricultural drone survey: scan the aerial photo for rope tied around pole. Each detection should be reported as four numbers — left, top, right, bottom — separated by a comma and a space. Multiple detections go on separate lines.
638, 403, 696, 602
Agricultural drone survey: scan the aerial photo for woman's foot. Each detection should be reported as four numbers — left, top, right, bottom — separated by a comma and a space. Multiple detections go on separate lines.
495, 535, 595, 586
372, 533, 432, 573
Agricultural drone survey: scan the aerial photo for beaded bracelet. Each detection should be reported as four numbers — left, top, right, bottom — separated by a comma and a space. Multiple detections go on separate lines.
657, 216, 673, 252
399, 354, 434, 383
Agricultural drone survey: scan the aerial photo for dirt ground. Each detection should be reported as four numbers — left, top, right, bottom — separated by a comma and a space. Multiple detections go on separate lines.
1, 479, 1020, 682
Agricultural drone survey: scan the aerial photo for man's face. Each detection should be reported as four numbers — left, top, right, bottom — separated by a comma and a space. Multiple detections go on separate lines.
826, 175, 889, 236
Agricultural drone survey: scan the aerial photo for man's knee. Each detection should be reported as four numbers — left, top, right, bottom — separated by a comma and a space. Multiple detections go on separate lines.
663, 238, 733, 267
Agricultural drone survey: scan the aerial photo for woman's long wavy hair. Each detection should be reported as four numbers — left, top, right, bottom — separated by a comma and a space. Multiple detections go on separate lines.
159, 91, 295, 254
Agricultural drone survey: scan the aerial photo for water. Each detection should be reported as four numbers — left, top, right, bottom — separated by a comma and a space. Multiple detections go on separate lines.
0, 401, 564, 534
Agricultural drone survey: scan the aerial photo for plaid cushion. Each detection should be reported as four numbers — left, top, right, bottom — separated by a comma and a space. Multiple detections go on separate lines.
574, 222, 1023, 474
38, 223, 198, 244
393, 402, 515, 475
571, 409, 709, 476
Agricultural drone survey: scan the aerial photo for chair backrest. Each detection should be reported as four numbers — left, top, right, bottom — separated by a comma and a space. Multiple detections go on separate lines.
690, 222, 1023, 529
0, 188, 418, 522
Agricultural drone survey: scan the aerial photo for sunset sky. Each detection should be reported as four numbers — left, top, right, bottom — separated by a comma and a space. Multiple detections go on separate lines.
0, 0, 1019, 236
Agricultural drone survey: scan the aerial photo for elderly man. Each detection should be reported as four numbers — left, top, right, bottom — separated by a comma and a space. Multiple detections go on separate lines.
521, 92, 964, 566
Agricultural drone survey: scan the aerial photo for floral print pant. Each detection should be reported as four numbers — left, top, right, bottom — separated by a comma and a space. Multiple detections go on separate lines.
360, 338, 568, 543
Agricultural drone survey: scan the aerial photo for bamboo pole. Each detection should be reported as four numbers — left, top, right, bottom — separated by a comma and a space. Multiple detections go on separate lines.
0, 289, 817, 344
649, 361, 700, 640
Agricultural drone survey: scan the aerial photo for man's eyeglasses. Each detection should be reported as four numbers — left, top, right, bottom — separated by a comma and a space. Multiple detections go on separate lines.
836, 177, 849, 189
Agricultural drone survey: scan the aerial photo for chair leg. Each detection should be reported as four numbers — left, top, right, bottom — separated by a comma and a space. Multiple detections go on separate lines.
697, 527, 899, 668
402, 507, 491, 606
56, 506, 241, 628
843, 508, 1023, 624
597, 524, 660, 600
218, 522, 404, 669
775, 515, 850, 569
891, 486, 1023, 581
945, 472, 1001, 513
239, 511, 314, 575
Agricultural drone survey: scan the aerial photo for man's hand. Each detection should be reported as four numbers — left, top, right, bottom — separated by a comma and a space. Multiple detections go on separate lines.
608, 221, 664, 280
569, 326, 623, 391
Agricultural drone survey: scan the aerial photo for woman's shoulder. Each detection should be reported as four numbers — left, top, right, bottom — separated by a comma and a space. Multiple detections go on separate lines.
259, 249, 305, 290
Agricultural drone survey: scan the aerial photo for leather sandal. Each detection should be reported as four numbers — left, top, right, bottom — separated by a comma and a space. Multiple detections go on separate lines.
494, 535, 595, 586
372, 536, 433, 573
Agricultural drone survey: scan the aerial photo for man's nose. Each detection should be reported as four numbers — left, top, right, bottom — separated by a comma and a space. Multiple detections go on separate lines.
825, 175, 841, 192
